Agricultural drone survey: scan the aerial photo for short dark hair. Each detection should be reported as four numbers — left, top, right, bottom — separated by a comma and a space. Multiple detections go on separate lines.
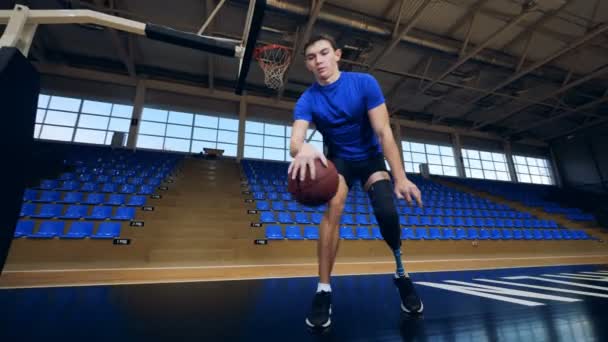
303, 34, 338, 53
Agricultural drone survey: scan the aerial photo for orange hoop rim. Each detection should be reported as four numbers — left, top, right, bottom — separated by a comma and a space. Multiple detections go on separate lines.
253, 44, 292, 63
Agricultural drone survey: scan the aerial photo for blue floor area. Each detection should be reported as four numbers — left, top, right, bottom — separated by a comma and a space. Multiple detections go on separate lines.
1, 264, 607, 341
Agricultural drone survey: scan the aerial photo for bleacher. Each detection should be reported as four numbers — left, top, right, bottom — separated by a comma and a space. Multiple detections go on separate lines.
15, 146, 180, 239
241, 160, 593, 242
448, 178, 597, 222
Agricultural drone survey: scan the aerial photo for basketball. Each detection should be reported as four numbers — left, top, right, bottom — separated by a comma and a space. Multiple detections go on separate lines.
288, 159, 339, 206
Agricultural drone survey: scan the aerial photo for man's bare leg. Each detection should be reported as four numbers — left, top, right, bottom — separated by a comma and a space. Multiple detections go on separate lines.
318, 175, 349, 284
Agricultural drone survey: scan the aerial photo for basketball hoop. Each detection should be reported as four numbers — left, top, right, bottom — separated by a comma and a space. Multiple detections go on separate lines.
254, 44, 292, 90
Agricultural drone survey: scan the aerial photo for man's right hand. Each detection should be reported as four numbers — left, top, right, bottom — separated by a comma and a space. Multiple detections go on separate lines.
288, 143, 328, 181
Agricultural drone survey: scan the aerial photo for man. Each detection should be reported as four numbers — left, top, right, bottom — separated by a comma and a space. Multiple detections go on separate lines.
288, 34, 424, 330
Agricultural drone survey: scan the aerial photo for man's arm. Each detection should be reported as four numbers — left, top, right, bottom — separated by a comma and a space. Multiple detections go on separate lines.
368, 103, 422, 206
290, 119, 309, 158
288, 119, 328, 180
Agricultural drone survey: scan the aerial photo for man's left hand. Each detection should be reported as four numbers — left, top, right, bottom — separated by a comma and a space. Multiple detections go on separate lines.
394, 179, 423, 207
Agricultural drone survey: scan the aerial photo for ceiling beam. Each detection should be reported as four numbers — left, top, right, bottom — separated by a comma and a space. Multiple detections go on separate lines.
92, 0, 135, 77
204, 0, 215, 90
451, 22, 608, 121
367, 0, 432, 72
416, 5, 537, 99
387, 0, 489, 110
511, 92, 608, 136
473, 64, 608, 129
277, 0, 325, 98
501, 0, 573, 52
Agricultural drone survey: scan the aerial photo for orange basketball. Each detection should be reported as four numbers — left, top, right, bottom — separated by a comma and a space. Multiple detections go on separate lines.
288, 159, 339, 206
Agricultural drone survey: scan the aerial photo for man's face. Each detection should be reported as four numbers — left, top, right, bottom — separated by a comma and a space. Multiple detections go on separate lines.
304, 39, 341, 82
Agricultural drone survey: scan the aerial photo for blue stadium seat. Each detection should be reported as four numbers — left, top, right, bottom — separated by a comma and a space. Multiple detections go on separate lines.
490, 229, 502, 240
454, 217, 465, 227
39, 179, 59, 190
83, 193, 105, 205
551, 229, 563, 240
20, 203, 36, 217
278, 212, 293, 224
356, 204, 369, 214
271, 202, 285, 211
443, 217, 454, 227
428, 228, 441, 240
138, 185, 154, 195
414, 228, 429, 240
86, 206, 113, 220
408, 216, 420, 226
113, 176, 127, 184
23, 189, 37, 202
287, 202, 299, 212
439, 228, 452, 240
31, 204, 63, 219
97, 175, 110, 183
28, 221, 64, 238
513, 219, 523, 228
120, 184, 137, 194
106, 194, 126, 206
260, 212, 275, 223
466, 229, 479, 240
561, 230, 573, 240
285, 225, 303, 240
129, 177, 144, 185
311, 213, 323, 224
371, 226, 382, 239
357, 227, 374, 240
101, 183, 117, 193
61, 222, 94, 239
35, 191, 61, 203
92, 222, 121, 239
280, 193, 291, 201
431, 217, 443, 226
304, 226, 319, 240
533, 229, 544, 240
344, 204, 355, 214
478, 229, 490, 240
420, 216, 431, 226
113, 207, 135, 220
341, 215, 354, 225
58, 192, 83, 204
61, 180, 81, 191
340, 226, 357, 240
495, 219, 505, 229
512, 229, 523, 240
256, 201, 270, 211
542, 230, 554, 240
401, 227, 414, 240
356, 214, 370, 225
295, 213, 309, 224
265, 224, 284, 240
463, 218, 474, 227
80, 182, 96, 192
501, 229, 513, 240
522, 229, 534, 240
59, 205, 88, 219
14, 220, 34, 238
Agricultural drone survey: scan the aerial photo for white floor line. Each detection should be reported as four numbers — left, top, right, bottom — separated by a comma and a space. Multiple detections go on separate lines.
4, 254, 608, 273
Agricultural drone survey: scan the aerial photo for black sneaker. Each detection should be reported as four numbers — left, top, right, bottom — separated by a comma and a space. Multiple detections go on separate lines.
305, 291, 332, 329
394, 276, 423, 314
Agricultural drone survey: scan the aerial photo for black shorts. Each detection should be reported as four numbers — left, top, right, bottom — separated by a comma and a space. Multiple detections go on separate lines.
330, 154, 389, 189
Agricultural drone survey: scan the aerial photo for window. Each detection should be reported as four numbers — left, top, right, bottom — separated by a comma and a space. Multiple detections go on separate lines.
36, 94, 132, 146
244, 120, 323, 162
401, 141, 457, 176
463, 148, 511, 181
137, 107, 238, 157
513, 155, 554, 185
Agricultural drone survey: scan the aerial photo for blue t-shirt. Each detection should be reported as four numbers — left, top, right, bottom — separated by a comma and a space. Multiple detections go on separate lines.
294, 72, 385, 161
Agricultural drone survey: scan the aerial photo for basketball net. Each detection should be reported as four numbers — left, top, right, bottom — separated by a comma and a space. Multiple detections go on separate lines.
254, 44, 292, 90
